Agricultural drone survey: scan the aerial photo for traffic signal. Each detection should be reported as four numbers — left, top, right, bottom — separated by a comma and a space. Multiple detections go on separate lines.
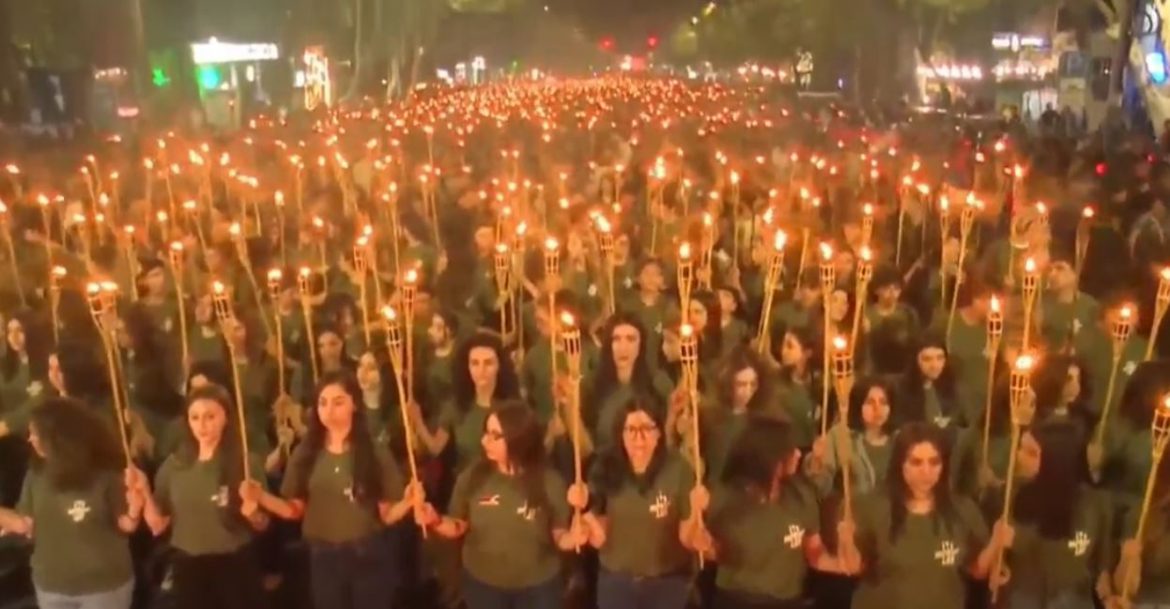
600, 37, 614, 51
647, 36, 659, 49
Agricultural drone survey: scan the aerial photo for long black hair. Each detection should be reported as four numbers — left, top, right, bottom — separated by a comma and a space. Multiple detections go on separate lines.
172, 385, 247, 523
722, 417, 798, 496
1, 309, 47, 382
1014, 422, 1087, 539
28, 397, 123, 491
592, 398, 669, 498
886, 422, 960, 541
451, 331, 519, 412
287, 371, 385, 507
898, 334, 959, 426
715, 346, 775, 416
848, 376, 897, 433
590, 312, 657, 407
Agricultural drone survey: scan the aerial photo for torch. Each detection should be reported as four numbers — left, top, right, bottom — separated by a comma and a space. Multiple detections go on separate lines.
267, 269, 286, 396
678, 242, 695, 324
946, 197, 979, 348
1094, 304, 1135, 447
494, 243, 513, 339
597, 217, 616, 316
1021, 257, 1040, 352
831, 335, 856, 521
212, 281, 252, 480
990, 354, 1037, 602
353, 241, 372, 347
1120, 396, 1170, 602
380, 305, 426, 535
544, 237, 560, 379
851, 246, 874, 351
819, 242, 836, 437
49, 266, 65, 345
298, 267, 320, 384
0, 202, 24, 307
560, 312, 585, 550
86, 282, 132, 463
679, 323, 705, 567
981, 296, 1004, 473
756, 230, 788, 354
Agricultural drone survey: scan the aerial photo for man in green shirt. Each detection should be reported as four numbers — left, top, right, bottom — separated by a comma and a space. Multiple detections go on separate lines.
1040, 251, 1099, 354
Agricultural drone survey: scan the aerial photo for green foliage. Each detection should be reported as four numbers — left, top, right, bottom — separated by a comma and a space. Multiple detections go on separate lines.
447, 0, 527, 13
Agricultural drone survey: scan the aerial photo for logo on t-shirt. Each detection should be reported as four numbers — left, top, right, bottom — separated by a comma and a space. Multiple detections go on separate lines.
516, 501, 536, 521
935, 541, 959, 566
784, 525, 805, 549
342, 486, 355, 502
650, 493, 670, 519
212, 486, 229, 508
477, 494, 500, 507
67, 500, 91, 523
934, 416, 952, 429
1068, 531, 1090, 557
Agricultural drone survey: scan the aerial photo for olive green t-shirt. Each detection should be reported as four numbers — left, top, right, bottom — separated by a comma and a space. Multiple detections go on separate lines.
425, 351, 454, 408
709, 484, 819, 601
941, 313, 990, 422
153, 453, 266, 555
591, 373, 674, 449
1007, 487, 1113, 598
592, 453, 694, 577
1041, 293, 1099, 353
852, 492, 989, 609
17, 468, 133, 595
280, 443, 404, 544
448, 465, 571, 589
438, 401, 492, 472
1123, 505, 1170, 603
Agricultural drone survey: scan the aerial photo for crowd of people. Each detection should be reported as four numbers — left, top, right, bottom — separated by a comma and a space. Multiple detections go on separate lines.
0, 77, 1165, 609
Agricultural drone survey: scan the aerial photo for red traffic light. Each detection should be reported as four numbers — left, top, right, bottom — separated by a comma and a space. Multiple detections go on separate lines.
600, 37, 615, 51
647, 36, 659, 49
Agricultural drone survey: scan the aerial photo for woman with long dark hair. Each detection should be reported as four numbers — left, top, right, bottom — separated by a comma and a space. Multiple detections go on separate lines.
704, 347, 781, 480
772, 325, 821, 449
0, 397, 140, 609
1030, 354, 1095, 439
586, 313, 673, 450
0, 310, 48, 430
805, 377, 897, 498
704, 417, 854, 608
251, 371, 419, 609
897, 335, 966, 431
136, 385, 269, 609
999, 422, 1116, 609
580, 398, 707, 609
410, 331, 520, 472
841, 422, 1014, 609
417, 402, 586, 609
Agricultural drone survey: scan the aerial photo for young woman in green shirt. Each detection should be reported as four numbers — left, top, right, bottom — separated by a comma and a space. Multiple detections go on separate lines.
585, 313, 674, 451
580, 398, 707, 609
805, 377, 896, 499
840, 422, 1015, 609
897, 336, 966, 431
771, 325, 822, 449
997, 421, 1118, 609
251, 372, 420, 609
704, 416, 856, 609
136, 384, 269, 609
416, 402, 587, 609
0, 397, 141, 609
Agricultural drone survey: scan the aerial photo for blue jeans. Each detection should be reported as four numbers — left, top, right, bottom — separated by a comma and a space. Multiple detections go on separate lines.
309, 532, 399, 609
35, 579, 133, 609
1007, 589, 1095, 609
461, 570, 561, 609
596, 568, 689, 609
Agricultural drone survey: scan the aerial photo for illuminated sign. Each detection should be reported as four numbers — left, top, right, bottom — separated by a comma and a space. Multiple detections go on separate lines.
191, 39, 279, 65
992, 33, 1048, 52
303, 47, 332, 111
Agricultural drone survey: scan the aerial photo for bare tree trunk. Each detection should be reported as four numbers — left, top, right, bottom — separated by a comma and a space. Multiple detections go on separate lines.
405, 44, 424, 98
344, 0, 365, 100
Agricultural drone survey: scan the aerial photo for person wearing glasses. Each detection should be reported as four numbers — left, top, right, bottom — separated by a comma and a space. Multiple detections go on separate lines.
415, 402, 588, 609
579, 398, 709, 609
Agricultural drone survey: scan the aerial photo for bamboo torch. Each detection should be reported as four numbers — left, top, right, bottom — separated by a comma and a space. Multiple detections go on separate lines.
990, 353, 1037, 602
946, 197, 979, 348
168, 242, 191, 371
981, 296, 1004, 472
86, 282, 132, 463
560, 312, 585, 550
1075, 206, 1095, 280
756, 230, 788, 354
597, 217, 616, 316
679, 323, 705, 568
1094, 304, 1135, 447
1119, 396, 1170, 602
494, 243, 513, 340
543, 236, 561, 371
267, 269, 286, 395
1146, 268, 1170, 361
298, 267, 319, 384
679, 242, 695, 324
212, 281, 252, 479
700, 211, 715, 290
860, 203, 874, 249
937, 196, 952, 314
353, 241, 372, 347
819, 242, 836, 437
402, 268, 419, 405
831, 335, 856, 520
380, 305, 426, 535
1021, 257, 1040, 352
48, 266, 64, 345
850, 246, 873, 351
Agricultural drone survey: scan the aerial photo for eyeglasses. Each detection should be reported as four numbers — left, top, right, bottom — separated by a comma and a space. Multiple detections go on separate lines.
622, 425, 659, 439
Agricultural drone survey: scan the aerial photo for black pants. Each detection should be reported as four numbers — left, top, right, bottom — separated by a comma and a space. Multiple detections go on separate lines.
172, 545, 265, 609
